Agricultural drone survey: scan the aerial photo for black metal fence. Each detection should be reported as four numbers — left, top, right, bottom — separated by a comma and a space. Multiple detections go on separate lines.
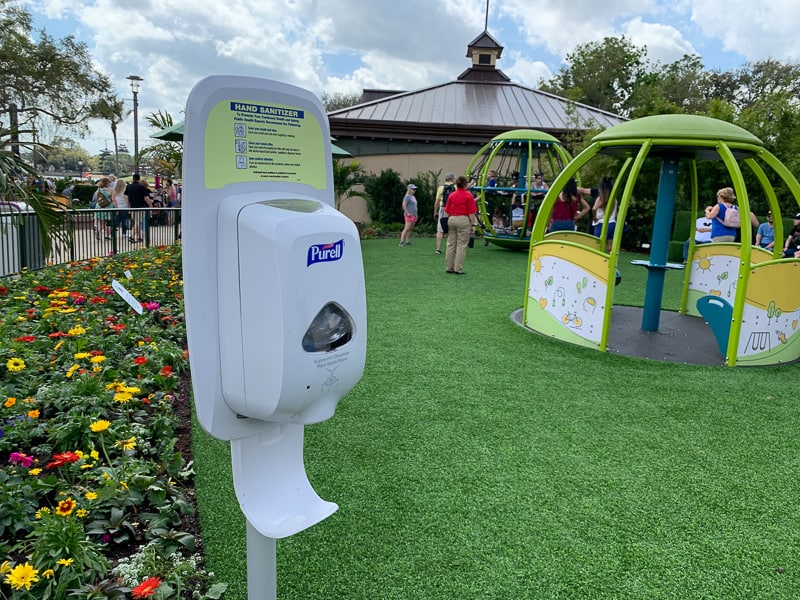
0, 207, 181, 277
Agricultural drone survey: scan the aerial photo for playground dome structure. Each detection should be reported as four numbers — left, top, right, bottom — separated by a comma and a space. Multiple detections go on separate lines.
467, 129, 572, 250
521, 114, 800, 367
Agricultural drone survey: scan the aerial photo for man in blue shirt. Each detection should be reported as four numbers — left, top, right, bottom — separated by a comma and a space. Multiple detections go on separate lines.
755, 211, 775, 249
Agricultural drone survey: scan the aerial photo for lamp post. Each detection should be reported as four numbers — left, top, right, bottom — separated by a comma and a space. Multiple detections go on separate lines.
127, 75, 143, 174
77, 159, 83, 179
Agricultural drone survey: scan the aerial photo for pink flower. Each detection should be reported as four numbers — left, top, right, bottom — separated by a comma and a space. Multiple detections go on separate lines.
142, 301, 160, 312
9, 452, 34, 467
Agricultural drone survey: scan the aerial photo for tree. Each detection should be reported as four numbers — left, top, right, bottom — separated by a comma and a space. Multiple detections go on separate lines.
90, 95, 129, 175
332, 159, 366, 212
321, 92, 363, 112
0, 0, 110, 136
140, 111, 182, 177
540, 36, 649, 117
0, 127, 71, 255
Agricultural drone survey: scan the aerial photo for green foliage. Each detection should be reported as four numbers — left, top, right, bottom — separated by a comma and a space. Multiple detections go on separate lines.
140, 111, 182, 177
332, 159, 366, 211
362, 168, 406, 223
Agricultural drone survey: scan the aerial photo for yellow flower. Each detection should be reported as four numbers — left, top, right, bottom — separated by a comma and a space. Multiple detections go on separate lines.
29, 468, 42, 476
90, 420, 110, 433
35, 507, 50, 518
85, 491, 98, 500
90, 450, 99, 461
6, 358, 25, 372
73, 352, 91, 359
42, 569, 54, 579
116, 437, 137, 451
59, 307, 78, 314
27, 409, 39, 419
67, 325, 86, 336
65, 364, 80, 378
119, 481, 128, 490
113, 391, 133, 403
0, 561, 11, 574
54, 340, 64, 350
55, 497, 76, 517
4, 562, 39, 590
57, 558, 74, 566
76, 509, 88, 518
89, 355, 106, 364
4, 397, 16, 408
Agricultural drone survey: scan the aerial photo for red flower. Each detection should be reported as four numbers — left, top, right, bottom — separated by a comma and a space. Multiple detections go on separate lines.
14, 336, 36, 342
109, 323, 126, 332
133, 356, 148, 365
89, 296, 107, 304
32, 285, 50, 295
48, 331, 68, 338
45, 451, 81, 469
160, 366, 173, 377
132, 576, 162, 599
0, 286, 7, 296
89, 350, 104, 356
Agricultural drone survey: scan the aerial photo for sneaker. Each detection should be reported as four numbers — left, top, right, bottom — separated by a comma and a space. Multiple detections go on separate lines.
435, 249, 442, 254
399, 242, 405, 247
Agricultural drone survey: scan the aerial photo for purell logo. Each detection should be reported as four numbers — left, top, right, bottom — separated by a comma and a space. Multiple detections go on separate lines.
307, 239, 344, 266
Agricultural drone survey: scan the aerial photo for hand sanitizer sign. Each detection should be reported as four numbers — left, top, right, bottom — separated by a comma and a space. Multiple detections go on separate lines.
182, 76, 366, 542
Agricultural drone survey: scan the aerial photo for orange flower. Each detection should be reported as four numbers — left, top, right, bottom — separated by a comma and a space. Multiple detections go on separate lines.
132, 576, 162, 598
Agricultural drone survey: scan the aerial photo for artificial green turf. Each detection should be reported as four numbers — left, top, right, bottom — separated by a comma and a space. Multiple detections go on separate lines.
193, 238, 800, 599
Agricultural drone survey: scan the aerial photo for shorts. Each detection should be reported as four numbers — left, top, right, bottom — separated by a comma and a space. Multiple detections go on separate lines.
404, 215, 417, 224
593, 222, 616, 238
549, 219, 575, 232
711, 235, 735, 243
438, 217, 449, 234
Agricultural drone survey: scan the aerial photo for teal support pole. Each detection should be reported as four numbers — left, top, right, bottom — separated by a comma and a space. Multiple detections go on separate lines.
642, 157, 679, 331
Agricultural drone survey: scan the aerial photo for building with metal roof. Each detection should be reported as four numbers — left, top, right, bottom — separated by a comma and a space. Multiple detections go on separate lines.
328, 30, 625, 221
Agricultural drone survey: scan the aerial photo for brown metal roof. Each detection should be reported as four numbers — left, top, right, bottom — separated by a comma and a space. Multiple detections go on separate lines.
328, 79, 625, 144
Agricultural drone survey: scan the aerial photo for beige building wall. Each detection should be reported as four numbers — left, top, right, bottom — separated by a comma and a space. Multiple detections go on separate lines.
337, 151, 477, 223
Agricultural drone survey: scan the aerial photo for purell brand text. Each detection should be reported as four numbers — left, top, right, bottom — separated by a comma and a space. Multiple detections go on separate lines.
307, 239, 344, 266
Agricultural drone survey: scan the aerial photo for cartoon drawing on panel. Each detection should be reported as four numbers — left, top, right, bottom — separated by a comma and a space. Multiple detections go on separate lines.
746, 331, 770, 352
561, 312, 583, 328
583, 297, 597, 313
767, 301, 783, 325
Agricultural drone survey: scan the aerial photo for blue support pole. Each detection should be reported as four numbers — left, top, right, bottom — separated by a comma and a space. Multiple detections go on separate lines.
641, 157, 679, 331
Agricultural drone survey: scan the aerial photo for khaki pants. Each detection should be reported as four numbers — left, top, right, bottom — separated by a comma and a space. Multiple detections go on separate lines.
445, 215, 471, 273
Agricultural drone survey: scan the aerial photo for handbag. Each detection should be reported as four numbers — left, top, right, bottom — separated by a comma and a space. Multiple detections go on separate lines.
98, 196, 111, 208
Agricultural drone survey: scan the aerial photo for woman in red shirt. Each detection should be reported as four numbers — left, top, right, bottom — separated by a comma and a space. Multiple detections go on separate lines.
443, 175, 478, 274
548, 178, 590, 232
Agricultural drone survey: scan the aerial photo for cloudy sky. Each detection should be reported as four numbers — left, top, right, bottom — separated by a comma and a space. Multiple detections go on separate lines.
22, 0, 800, 155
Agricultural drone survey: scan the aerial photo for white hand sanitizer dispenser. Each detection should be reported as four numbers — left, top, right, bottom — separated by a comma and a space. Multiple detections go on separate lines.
182, 75, 366, 595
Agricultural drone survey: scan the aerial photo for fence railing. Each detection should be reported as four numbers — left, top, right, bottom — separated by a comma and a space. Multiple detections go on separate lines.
0, 207, 181, 277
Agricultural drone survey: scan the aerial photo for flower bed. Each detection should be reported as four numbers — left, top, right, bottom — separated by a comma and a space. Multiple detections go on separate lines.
0, 246, 225, 599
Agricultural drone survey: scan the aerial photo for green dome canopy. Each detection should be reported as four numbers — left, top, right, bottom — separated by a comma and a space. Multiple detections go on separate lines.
592, 114, 763, 146
492, 129, 561, 144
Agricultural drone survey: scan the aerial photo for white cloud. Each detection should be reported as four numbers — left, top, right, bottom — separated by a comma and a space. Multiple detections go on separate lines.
622, 17, 697, 65
689, 0, 800, 63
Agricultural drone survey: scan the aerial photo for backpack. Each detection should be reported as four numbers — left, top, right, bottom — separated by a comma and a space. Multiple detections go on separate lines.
441, 183, 455, 215
717, 204, 741, 228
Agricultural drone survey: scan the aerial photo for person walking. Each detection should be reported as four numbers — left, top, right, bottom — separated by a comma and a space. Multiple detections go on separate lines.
433, 173, 455, 254
111, 178, 130, 238
444, 175, 478, 275
124, 174, 153, 243
399, 184, 418, 246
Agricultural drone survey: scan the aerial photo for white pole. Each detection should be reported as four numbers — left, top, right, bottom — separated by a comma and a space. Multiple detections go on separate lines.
246, 520, 277, 600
